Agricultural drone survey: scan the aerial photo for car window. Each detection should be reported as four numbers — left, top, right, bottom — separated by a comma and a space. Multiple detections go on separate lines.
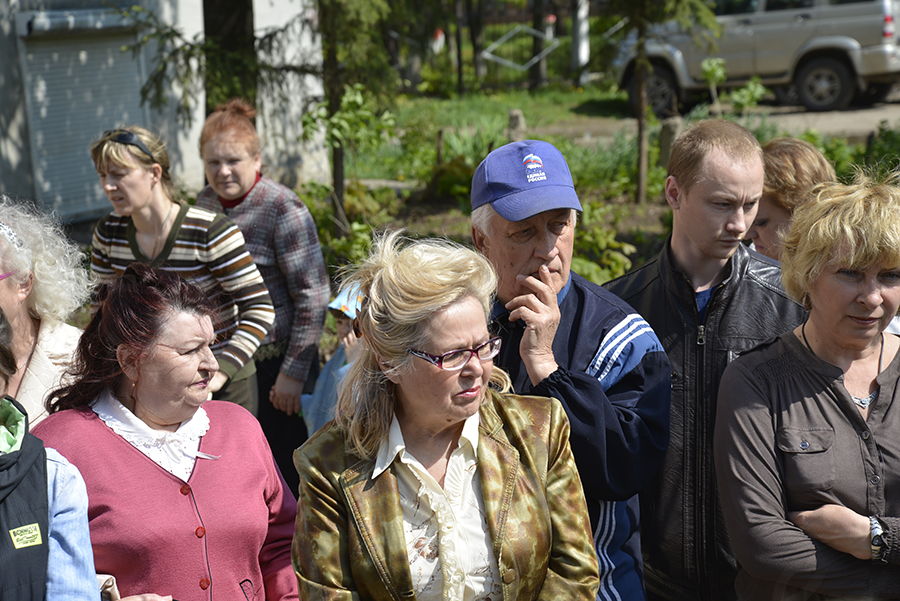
827, 0, 877, 4
765, 0, 814, 9
715, 0, 759, 15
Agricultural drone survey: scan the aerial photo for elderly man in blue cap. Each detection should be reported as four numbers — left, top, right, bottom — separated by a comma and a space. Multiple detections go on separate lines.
471, 140, 671, 601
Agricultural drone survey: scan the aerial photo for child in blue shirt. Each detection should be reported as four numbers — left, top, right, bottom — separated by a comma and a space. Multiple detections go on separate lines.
301, 287, 362, 435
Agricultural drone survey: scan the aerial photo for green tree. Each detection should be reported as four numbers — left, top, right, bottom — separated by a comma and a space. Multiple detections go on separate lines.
608, 0, 719, 203
317, 0, 393, 236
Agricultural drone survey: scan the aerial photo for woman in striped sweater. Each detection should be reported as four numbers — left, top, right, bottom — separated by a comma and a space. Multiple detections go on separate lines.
89, 126, 275, 414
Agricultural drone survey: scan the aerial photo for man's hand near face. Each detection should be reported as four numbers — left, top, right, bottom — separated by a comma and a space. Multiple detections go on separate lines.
506, 264, 561, 385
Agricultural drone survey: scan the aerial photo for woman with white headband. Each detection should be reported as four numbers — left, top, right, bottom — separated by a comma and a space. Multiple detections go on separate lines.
0, 196, 92, 424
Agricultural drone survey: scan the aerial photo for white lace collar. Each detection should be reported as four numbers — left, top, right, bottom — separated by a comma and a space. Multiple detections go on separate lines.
92, 389, 217, 481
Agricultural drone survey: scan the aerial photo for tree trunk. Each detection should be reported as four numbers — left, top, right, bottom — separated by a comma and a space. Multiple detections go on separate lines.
317, 0, 350, 238
203, 0, 255, 114
465, 0, 486, 78
570, 0, 589, 86
635, 2, 648, 204
529, 0, 546, 91
455, 0, 465, 95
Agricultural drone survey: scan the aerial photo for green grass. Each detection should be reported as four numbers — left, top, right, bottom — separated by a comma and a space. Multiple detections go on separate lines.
394, 85, 628, 130
346, 85, 629, 182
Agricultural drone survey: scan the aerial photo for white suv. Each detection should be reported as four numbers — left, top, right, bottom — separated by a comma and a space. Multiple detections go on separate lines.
614, 0, 900, 113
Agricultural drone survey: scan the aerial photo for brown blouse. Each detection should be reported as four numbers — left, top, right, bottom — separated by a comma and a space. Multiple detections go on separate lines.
715, 332, 900, 600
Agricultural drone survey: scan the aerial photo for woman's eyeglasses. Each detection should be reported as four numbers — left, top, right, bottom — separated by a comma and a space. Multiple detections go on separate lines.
0, 271, 18, 282
408, 336, 502, 371
102, 129, 157, 164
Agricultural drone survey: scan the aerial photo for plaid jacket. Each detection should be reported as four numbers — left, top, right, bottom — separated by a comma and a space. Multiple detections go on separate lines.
91, 202, 275, 379
196, 177, 329, 381
293, 390, 600, 600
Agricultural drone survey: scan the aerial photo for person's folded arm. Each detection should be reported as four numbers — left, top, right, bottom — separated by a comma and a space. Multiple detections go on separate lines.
715, 361, 900, 598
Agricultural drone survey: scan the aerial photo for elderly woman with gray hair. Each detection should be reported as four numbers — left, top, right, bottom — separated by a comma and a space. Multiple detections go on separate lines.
715, 172, 900, 599
293, 231, 599, 600
0, 197, 91, 424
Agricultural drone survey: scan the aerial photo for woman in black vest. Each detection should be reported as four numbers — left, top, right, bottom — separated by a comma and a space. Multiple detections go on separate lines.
0, 308, 98, 600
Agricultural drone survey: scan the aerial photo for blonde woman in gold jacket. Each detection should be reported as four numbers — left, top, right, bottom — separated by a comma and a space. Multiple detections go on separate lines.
292, 232, 599, 600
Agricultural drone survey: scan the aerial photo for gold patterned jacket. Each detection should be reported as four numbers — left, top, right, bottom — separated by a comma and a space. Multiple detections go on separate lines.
292, 390, 600, 600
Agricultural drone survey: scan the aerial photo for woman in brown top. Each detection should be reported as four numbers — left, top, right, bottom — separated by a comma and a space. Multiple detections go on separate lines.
715, 171, 900, 599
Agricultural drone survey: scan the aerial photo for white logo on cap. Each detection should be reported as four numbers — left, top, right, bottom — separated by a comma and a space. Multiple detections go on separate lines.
523, 154, 547, 183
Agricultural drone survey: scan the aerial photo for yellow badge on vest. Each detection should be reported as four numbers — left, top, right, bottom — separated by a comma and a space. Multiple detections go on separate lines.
9, 523, 42, 549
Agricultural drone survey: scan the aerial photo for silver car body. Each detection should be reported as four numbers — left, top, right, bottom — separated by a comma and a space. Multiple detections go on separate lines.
615, 0, 900, 112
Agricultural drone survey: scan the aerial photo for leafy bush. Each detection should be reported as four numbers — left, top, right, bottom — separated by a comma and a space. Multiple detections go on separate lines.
443, 116, 507, 164
573, 201, 636, 284
424, 156, 477, 205
860, 120, 900, 177
301, 83, 396, 171
553, 131, 667, 202
723, 77, 768, 116
798, 130, 865, 182
300, 182, 377, 282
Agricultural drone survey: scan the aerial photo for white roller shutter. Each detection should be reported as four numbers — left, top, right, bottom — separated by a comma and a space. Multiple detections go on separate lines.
21, 31, 148, 221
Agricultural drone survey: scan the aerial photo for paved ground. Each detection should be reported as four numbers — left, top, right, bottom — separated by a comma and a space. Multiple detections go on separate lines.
756, 92, 900, 141
533, 89, 900, 145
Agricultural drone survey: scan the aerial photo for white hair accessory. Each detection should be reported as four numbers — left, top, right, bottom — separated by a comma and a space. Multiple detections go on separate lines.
0, 221, 22, 249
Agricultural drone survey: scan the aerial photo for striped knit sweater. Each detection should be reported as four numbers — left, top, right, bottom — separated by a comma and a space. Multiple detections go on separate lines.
90, 202, 275, 379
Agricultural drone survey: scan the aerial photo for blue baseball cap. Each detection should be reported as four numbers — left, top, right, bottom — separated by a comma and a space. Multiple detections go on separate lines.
471, 140, 582, 222
328, 285, 363, 320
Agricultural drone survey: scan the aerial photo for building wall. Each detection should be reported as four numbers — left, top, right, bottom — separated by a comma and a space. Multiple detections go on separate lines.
254, 0, 330, 188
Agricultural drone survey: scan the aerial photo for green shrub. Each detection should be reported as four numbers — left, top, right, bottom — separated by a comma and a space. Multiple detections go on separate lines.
573, 201, 637, 284
798, 130, 865, 182
725, 77, 768, 116
553, 130, 666, 202
300, 182, 376, 281
859, 120, 900, 177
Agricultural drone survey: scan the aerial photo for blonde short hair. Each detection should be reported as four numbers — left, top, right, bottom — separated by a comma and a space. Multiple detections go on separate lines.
667, 119, 763, 193
334, 230, 511, 458
763, 138, 836, 214
90, 126, 176, 201
781, 170, 900, 309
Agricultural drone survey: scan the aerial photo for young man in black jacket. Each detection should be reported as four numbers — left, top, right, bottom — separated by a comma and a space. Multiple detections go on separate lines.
604, 119, 807, 601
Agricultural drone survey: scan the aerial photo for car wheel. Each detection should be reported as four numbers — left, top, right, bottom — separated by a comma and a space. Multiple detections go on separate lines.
853, 83, 893, 106
795, 57, 854, 112
628, 64, 679, 117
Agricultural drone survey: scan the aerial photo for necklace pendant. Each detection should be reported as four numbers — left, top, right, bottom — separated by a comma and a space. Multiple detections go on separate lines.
852, 390, 878, 409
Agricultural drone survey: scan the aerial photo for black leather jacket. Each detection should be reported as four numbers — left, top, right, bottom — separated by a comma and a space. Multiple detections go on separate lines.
604, 241, 807, 601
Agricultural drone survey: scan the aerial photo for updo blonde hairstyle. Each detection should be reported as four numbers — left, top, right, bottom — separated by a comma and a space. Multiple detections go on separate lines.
199, 97, 260, 158
781, 169, 900, 310
335, 230, 512, 459
90, 126, 176, 201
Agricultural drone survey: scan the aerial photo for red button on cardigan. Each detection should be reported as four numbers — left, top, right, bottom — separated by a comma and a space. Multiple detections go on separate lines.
180, 484, 191, 495
195, 527, 206, 538
200, 578, 210, 589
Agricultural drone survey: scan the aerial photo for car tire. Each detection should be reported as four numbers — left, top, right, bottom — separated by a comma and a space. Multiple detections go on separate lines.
853, 83, 893, 106
628, 64, 679, 117
795, 57, 855, 112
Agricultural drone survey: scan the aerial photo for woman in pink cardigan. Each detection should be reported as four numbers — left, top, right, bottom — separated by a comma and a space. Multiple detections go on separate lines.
33, 264, 297, 601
